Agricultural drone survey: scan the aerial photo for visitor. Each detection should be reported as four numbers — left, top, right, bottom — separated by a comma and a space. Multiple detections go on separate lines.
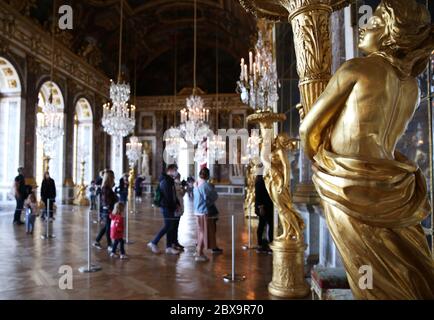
95, 170, 104, 187
118, 172, 129, 203
13, 167, 27, 225
95, 170, 105, 216
172, 173, 185, 252
109, 202, 128, 259
40, 172, 56, 220
24, 192, 38, 235
147, 164, 180, 255
135, 175, 144, 201
194, 167, 219, 262
93, 170, 118, 251
89, 181, 97, 210
255, 175, 274, 253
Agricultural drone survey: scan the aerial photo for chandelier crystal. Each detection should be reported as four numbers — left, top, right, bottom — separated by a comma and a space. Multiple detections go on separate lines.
126, 136, 142, 167
237, 24, 280, 111
36, 92, 64, 156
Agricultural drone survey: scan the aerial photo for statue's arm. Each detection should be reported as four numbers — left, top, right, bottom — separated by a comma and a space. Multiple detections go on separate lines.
300, 60, 359, 159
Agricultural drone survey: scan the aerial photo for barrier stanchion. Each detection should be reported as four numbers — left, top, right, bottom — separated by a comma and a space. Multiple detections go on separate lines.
125, 200, 134, 245
242, 206, 256, 250
79, 209, 102, 273
41, 199, 55, 240
223, 215, 246, 282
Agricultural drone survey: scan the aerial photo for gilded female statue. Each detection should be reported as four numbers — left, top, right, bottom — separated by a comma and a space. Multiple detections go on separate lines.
262, 132, 304, 241
300, 0, 434, 299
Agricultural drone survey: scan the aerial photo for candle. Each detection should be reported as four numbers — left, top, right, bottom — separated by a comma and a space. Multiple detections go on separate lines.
249, 51, 253, 75
244, 64, 248, 82
257, 52, 261, 71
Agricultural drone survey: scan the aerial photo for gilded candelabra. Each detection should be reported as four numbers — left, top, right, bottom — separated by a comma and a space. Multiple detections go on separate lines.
247, 110, 309, 298
74, 160, 89, 206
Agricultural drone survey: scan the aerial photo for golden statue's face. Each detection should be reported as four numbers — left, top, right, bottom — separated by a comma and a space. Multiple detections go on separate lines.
358, 11, 386, 54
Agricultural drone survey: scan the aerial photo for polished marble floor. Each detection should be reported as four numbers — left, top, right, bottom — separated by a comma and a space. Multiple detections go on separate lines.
0, 195, 295, 300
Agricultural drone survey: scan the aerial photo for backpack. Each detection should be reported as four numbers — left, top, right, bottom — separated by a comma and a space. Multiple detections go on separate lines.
153, 184, 162, 207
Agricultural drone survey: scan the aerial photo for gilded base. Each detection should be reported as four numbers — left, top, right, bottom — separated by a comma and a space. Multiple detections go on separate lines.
268, 240, 310, 299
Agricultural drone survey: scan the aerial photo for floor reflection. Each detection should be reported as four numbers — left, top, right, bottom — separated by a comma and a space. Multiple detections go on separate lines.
0, 196, 281, 300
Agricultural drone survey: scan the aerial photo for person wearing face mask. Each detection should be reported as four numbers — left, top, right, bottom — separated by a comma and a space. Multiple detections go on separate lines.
147, 164, 181, 255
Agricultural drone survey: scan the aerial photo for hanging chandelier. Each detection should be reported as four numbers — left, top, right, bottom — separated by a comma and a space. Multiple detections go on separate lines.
178, 0, 210, 146
208, 134, 225, 160
237, 21, 279, 111
179, 93, 210, 146
126, 136, 142, 167
164, 126, 182, 159
36, 1, 63, 157
101, 0, 135, 139
36, 91, 64, 157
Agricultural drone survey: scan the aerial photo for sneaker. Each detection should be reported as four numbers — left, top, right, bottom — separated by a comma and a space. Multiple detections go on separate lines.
92, 242, 102, 250
107, 246, 113, 252
110, 253, 119, 258
147, 242, 160, 254
173, 244, 184, 251
165, 247, 180, 255
195, 255, 209, 262
120, 255, 128, 260
211, 248, 223, 254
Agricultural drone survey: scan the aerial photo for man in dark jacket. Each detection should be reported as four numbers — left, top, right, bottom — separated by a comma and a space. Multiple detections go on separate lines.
118, 173, 129, 203
41, 172, 56, 220
255, 175, 274, 253
13, 167, 27, 225
147, 164, 180, 255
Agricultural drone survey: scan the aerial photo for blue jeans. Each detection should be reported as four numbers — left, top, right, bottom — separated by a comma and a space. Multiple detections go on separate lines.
112, 239, 125, 255
152, 208, 176, 248
25, 212, 36, 233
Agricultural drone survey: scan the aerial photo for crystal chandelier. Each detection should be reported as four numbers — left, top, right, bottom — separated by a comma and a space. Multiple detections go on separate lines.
208, 134, 225, 160
246, 130, 261, 162
101, 0, 135, 139
36, 2, 63, 158
126, 136, 142, 167
237, 21, 279, 111
164, 126, 182, 159
102, 80, 135, 137
178, 0, 210, 146
179, 93, 210, 146
36, 91, 64, 156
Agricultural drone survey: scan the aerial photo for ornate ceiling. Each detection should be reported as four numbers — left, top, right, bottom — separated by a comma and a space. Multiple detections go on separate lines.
7, 0, 257, 96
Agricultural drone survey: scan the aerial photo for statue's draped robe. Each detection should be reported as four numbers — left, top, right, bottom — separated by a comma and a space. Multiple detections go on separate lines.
313, 142, 434, 299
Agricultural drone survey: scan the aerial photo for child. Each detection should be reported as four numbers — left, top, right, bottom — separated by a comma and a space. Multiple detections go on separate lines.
89, 181, 97, 210
109, 202, 128, 259
24, 192, 38, 234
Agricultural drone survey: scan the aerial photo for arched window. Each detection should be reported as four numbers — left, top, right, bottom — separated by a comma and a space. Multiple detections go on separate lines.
36, 81, 65, 199
73, 98, 94, 184
0, 57, 21, 202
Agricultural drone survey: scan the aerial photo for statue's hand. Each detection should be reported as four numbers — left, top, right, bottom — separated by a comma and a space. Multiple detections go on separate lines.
296, 103, 304, 122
